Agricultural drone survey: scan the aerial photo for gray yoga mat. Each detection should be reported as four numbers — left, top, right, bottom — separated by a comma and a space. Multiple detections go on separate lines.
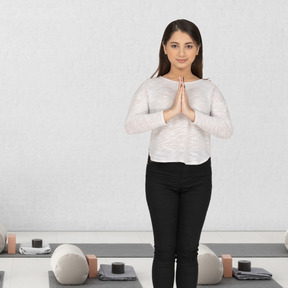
204, 243, 288, 258
0, 243, 154, 258
49, 271, 282, 288
0, 271, 4, 288
48, 271, 143, 288
198, 277, 283, 288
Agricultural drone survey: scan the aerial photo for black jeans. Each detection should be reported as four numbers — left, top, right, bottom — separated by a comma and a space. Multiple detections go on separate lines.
145, 156, 212, 288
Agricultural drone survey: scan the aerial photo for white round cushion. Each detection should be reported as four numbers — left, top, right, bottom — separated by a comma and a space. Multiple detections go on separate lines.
197, 244, 223, 284
285, 230, 288, 250
51, 244, 89, 285
0, 222, 7, 253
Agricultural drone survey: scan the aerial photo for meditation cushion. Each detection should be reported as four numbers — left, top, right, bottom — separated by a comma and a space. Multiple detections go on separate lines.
285, 230, 288, 250
197, 244, 223, 284
0, 222, 7, 253
51, 244, 89, 285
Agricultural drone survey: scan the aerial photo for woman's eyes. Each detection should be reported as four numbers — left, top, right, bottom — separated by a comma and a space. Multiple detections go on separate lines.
170, 45, 193, 49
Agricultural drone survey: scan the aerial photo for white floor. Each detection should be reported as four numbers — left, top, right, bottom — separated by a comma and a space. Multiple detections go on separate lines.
0, 231, 287, 288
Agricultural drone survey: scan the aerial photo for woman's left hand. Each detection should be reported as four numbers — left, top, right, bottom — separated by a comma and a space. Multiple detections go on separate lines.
180, 78, 196, 122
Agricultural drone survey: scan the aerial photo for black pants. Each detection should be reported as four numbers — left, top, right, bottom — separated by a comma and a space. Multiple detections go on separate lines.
145, 156, 212, 288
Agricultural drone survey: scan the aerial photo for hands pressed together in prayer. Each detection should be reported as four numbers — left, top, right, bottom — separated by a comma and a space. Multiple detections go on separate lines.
163, 77, 196, 123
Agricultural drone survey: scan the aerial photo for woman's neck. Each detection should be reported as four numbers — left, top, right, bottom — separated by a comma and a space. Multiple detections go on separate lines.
163, 69, 198, 82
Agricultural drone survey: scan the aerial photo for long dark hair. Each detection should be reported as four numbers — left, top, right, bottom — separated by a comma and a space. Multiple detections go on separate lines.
151, 19, 203, 79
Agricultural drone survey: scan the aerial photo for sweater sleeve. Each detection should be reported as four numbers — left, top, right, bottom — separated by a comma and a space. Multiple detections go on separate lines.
193, 85, 233, 138
125, 81, 166, 135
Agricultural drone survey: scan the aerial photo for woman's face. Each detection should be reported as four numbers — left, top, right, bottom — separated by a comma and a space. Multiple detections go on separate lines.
163, 30, 200, 72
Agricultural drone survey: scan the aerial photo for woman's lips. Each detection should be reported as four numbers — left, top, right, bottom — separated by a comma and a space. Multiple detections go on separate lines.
177, 59, 187, 63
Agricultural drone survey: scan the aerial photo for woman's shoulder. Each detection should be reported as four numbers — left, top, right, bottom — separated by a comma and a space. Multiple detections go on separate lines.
200, 77, 215, 86
135, 77, 164, 91
142, 76, 163, 86
200, 79, 227, 99
199, 78, 221, 91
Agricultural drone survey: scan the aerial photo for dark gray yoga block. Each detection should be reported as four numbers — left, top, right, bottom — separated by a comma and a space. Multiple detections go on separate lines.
112, 262, 125, 274
32, 239, 43, 248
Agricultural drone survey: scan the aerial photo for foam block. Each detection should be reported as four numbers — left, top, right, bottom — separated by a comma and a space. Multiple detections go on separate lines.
86, 254, 98, 278
8, 234, 16, 254
222, 254, 232, 278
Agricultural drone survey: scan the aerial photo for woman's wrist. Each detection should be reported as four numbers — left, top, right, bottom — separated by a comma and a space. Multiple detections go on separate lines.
189, 109, 196, 122
164, 108, 195, 123
184, 108, 196, 122
163, 109, 177, 123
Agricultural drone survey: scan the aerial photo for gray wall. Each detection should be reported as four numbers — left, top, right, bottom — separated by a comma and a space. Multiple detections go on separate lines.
1, 0, 287, 231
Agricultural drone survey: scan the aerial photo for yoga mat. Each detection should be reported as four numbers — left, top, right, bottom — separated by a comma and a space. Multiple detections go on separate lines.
198, 277, 283, 288
204, 243, 288, 258
48, 271, 143, 288
49, 271, 282, 288
0, 272, 4, 288
0, 243, 154, 258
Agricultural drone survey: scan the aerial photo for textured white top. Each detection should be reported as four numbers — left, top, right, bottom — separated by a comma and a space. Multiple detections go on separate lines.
125, 76, 233, 164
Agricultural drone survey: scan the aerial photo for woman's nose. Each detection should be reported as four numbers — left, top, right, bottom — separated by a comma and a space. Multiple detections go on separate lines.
178, 48, 185, 56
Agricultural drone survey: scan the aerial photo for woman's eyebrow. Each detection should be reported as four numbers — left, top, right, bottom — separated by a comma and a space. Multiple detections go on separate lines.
170, 41, 194, 44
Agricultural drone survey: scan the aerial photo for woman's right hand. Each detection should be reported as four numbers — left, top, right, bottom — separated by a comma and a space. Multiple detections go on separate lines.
163, 77, 182, 123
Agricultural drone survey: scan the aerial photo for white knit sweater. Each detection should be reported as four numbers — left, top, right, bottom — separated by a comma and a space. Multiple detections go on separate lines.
125, 76, 233, 164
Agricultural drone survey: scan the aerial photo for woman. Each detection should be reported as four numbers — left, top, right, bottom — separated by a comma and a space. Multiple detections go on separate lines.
125, 19, 232, 288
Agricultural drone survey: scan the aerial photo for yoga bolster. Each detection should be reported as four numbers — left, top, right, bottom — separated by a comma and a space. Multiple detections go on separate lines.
222, 254, 233, 277
0, 223, 7, 253
51, 244, 89, 285
285, 230, 288, 251
197, 244, 223, 284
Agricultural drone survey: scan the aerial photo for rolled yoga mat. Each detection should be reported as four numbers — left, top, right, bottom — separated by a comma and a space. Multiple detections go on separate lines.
48, 271, 143, 288
0, 243, 154, 258
204, 243, 288, 258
